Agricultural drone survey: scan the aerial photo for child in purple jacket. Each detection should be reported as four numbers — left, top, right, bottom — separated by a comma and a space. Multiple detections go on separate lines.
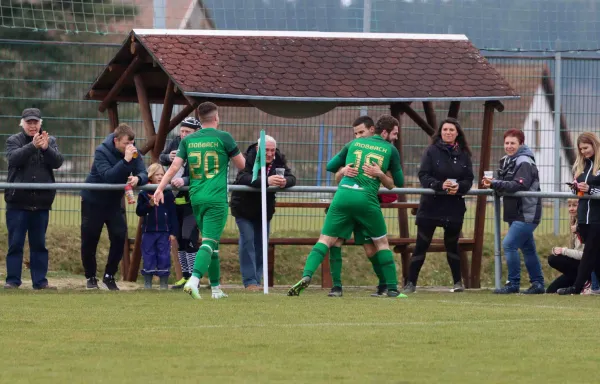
136, 163, 178, 289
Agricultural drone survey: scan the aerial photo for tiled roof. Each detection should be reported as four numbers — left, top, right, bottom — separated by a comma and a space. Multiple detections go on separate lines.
86, 30, 518, 104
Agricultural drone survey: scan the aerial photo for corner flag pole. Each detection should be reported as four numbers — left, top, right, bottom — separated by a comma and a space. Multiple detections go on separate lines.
259, 130, 269, 294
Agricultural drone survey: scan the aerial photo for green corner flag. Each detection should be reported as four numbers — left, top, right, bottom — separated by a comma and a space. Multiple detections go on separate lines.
251, 130, 266, 183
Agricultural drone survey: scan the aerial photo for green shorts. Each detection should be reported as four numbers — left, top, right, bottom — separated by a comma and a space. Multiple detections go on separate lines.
322, 188, 387, 241
352, 225, 373, 245
191, 202, 228, 244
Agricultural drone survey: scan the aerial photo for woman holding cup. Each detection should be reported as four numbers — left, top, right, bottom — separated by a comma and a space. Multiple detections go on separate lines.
481, 129, 544, 294
402, 118, 474, 294
230, 135, 296, 290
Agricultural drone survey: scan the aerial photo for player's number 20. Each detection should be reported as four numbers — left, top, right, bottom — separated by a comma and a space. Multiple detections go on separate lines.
189, 151, 219, 180
353, 150, 384, 179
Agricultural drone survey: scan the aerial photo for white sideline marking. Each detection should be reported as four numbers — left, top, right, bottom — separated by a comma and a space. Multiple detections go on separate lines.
5, 317, 595, 333
434, 299, 600, 312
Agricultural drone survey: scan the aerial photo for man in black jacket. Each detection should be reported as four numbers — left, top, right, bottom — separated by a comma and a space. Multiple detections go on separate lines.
4, 108, 63, 289
159, 117, 202, 289
80, 123, 148, 290
230, 135, 296, 290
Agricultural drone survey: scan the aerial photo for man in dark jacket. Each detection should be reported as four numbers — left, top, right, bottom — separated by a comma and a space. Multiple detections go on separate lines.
159, 117, 202, 289
80, 123, 148, 290
4, 108, 63, 289
230, 135, 296, 290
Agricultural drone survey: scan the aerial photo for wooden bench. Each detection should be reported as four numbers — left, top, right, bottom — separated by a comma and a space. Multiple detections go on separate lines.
128, 201, 476, 288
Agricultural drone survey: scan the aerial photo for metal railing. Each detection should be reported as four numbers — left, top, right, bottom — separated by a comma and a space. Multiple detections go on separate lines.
2, 182, 599, 290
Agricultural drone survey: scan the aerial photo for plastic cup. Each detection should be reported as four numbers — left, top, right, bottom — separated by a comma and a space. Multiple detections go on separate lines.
447, 178, 457, 185
276, 168, 285, 177
484, 171, 493, 179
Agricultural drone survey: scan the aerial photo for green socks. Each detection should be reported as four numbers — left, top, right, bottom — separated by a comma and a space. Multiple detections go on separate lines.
303, 242, 329, 278
192, 241, 215, 279
329, 246, 343, 288
208, 245, 220, 287
368, 255, 386, 287
375, 249, 398, 291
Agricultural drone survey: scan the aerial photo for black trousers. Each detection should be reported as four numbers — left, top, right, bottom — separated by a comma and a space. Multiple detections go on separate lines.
408, 219, 463, 286
80, 200, 127, 279
546, 254, 579, 293
176, 203, 199, 253
573, 224, 600, 291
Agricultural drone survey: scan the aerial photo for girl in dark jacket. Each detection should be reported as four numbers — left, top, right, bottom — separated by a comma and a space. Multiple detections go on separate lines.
230, 135, 296, 290
558, 132, 600, 295
136, 164, 178, 290
402, 118, 474, 294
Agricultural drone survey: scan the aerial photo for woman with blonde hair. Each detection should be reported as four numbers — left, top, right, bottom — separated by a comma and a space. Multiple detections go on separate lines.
558, 132, 600, 295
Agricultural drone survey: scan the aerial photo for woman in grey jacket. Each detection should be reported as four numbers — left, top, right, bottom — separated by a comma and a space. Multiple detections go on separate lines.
482, 129, 544, 294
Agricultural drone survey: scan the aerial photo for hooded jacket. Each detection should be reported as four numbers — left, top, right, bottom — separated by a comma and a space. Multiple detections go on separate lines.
230, 143, 296, 221
491, 145, 542, 224
81, 133, 148, 209
416, 138, 474, 225
4, 129, 64, 211
159, 136, 191, 204
575, 157, 600, 225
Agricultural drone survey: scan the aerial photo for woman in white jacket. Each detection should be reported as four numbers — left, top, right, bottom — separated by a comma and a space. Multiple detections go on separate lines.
547, 199, 584, 293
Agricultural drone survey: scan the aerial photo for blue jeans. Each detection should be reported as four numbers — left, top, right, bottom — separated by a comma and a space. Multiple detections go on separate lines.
502, 221, 544, 286
592, 272, 600, 290
5, 209, 50, 288
235, 217, 270, 287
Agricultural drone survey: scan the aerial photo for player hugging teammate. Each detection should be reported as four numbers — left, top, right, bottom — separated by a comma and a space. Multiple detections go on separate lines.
288, 115, 406, 298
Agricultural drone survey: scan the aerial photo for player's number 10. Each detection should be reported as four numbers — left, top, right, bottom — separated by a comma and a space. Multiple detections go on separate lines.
189, 150, 219, 180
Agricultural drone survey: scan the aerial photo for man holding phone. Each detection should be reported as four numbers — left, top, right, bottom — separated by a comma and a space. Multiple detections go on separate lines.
80, 123, 148, 290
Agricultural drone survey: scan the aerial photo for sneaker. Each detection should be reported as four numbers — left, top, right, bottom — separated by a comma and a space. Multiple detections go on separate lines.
557, 286, 580, 295
171, 277, 188, 290
211, 286, 228, 299
590, 289, 600, 295
493, 283, 519, 294
450, 282, 464, 293
402, 282, 416, 294
327, 286, 343, 297
246, 284, 261, 292
86, 277, 98, 289
183, 280, 202, 299
387, 290, 408, 298
4, 282, 19, 289
371, 285, 388, 297
522, 282, 545, 295
287, 276, 311, 296
102, 275, 120, 291
581, 281, 592, 295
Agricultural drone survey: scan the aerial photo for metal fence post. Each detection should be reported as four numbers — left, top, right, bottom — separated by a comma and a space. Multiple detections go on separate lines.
359, 0, 371, 117
493, 191, 503, 290
553, 45, 562, 235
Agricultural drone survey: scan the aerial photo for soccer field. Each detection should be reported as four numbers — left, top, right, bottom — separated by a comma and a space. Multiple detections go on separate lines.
0, 289, 597, 383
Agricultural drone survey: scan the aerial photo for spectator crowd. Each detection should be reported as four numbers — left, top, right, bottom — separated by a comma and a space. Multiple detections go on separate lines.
4, 106, 600, 297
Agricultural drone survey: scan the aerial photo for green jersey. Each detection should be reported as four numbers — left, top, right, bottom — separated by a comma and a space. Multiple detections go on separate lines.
176, 128, 240, 204
326, 135, 404, 196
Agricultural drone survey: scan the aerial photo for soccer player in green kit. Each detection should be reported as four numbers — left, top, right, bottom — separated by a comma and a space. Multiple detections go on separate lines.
153, 102, 245, 300
288, 115, 406, 298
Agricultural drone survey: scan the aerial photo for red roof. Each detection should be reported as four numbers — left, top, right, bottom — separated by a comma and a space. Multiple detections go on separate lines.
86, 30, 518, 105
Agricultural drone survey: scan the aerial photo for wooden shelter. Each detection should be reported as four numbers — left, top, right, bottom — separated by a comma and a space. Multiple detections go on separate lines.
85, 29, 518, 288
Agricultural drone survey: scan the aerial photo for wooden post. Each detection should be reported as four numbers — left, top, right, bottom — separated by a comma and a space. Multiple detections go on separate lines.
448, 101, 461, 118
172, 241, 183, 281
422, 101, 437, 131
397, 102, 435, 136
126, 219, 144, 282
98, 55, 142, 113
470, 101, 496, 288
107, 103, 119, 131
152, 79, 175, 162
133, 74, 157, 139
267, 244, 275, 287
390, 103, 411, 286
